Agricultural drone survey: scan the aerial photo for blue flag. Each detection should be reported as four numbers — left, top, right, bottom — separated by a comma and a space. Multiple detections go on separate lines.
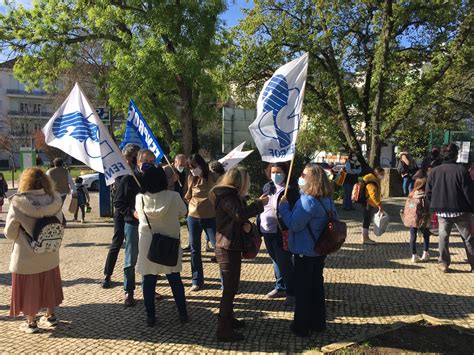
120, 100, 165, 163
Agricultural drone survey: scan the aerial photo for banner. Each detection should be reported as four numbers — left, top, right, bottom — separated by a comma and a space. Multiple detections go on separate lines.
249, 53, 308, 162
218, 142, 253, 171
42, 83, 133, 186
120, 100, 165, 163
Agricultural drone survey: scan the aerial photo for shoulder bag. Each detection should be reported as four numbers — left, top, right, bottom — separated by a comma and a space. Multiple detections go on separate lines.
142, 197, 180, 267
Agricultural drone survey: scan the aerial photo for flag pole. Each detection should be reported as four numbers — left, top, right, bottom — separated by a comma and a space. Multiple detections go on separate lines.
162, 154, 183, 187
283, 155, 296, 198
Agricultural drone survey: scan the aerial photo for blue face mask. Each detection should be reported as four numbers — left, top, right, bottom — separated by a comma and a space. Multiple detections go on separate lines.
141, 163, 155, 172
271, 172, 285, 185
298, 177, 306, 187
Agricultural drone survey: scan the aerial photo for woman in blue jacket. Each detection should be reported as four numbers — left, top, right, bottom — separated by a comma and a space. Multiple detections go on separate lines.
279, 163, 335, 337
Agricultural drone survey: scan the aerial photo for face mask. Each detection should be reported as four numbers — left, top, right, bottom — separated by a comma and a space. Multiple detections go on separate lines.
141, 163, 155, 172
191, 167, 202, 177
298, 177, 306, 187
131, 156, 137, 166
352, 156, 357, 161
177, 166, 185, 173
271, 172, 285, 185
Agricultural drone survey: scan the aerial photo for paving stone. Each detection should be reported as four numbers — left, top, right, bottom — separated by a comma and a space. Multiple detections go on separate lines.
0, 195, 472, 353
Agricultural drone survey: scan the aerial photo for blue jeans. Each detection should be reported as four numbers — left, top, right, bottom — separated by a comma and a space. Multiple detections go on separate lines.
409, 227, 430, 254
343, 183, 354, 210
142, 273, 187, 320
263, 232, 294, 296
123, 223, 139, 294
402, 175, 414, 196
187, 216, 216, 286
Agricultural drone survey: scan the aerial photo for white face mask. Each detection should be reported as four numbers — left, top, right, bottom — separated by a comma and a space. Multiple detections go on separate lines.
298, 177, 306, 187
177, 166, 185, 173
191, 167, 202, 177
352, 156, 358, 161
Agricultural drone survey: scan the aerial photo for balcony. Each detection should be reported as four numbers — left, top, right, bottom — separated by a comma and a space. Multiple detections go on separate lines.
6, 89, 51, 98
8, 110, 53, 118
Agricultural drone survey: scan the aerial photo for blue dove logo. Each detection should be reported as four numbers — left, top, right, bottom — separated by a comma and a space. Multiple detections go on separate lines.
259, 74, 300, 148
52, 111, 100, 143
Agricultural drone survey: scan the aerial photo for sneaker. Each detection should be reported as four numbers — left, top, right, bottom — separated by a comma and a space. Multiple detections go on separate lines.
155, 292, 163, 301
363, 238, 376, 245
182, 245, 191, 252
102, 277, 111, 289
438, 263, 449, 273
38, 315, 58, 327
420, 251, 430, 262
266, 289, 286, 299
231, 318, 246, 329
179, 315, 189, 324
190, 285, 201, 292
210, 256, 217, 263
19, 322, 39, 334
205, 242, 214, 252
124, 293, 136, 307
146, 316, 156, 327
411, 254, 421, 263
284, 295, 296, 307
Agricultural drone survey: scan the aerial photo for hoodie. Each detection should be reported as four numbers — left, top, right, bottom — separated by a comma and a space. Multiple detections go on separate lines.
135, 190, 187, 275
210, 185, 264, 251
4, 189, 63, 274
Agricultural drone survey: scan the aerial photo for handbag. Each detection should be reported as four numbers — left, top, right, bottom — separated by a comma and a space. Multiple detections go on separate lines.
242, 223, 262, 259
142, 198, 180, 267
309, 198, 347, 255
373, 211, 390, 237
334, 169, 347, 187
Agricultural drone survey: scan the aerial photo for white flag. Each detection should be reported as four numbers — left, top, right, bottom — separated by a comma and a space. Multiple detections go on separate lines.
249, 53, 308, 162
42, 83, 133, 185
219, 142, 253, 171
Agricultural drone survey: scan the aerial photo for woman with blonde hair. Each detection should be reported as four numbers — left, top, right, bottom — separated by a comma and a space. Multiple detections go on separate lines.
210, 166, 268, 342
279, 163, 336, 337
5, 167, 64, 333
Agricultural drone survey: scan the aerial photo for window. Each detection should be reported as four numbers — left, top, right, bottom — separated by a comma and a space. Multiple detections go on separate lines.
19, 102, 29, 113
33, 103, 41, 114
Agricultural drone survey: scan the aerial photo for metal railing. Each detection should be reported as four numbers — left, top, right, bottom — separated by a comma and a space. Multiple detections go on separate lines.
6, 89, 49, 96
7, 110, 53, 117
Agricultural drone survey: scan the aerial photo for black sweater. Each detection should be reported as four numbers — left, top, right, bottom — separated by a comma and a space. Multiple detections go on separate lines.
426, 161, 474, 213
114, 174, 142, 225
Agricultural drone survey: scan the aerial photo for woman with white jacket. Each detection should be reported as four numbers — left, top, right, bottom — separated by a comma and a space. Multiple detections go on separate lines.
135, 166, 188, 327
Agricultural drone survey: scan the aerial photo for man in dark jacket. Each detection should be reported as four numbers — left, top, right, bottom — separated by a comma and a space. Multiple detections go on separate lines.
102, 144, 140, 289
426, 143, 474, 273
114, 148, 156, 306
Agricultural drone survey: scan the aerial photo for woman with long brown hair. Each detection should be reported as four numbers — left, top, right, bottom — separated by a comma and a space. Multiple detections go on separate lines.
279, 163, 336, 337
5, 167, 64, 333
210, 166, 268, 342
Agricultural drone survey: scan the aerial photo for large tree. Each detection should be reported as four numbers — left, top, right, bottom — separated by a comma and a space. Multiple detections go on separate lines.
0, 1, 228, 156
229, 0, 473, 166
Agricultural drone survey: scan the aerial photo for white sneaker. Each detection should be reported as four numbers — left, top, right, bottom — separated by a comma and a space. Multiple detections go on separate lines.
19, 322, 39, 334
420, 251, 430, 262
38, 315, 58, 327
411, 254, 421, 263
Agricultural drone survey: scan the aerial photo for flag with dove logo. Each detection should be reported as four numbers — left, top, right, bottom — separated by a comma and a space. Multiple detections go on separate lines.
249, 53, 308, 162
42, 83, 133, 185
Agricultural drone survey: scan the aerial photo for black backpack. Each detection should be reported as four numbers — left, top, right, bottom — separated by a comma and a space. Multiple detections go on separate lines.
22, 216, 64, 253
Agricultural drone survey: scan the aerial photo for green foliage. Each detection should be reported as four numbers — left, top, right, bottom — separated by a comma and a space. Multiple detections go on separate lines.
228, 0, 473, 166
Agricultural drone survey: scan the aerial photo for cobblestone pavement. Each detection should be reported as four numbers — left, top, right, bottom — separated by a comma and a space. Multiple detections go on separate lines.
0, 192, 473, 353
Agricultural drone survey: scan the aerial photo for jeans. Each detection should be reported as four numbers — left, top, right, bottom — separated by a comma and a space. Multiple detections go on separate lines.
362, 205, 376, 229
103, 210, 125, 278
409, 227, 430, 254
293, 255, 326, 334
402, 175, 414, 196
123, 223, 139, 294
187, 216, 216, 286
262, 233, 294, 296
438, 214, 474, 268
343, 183, 354, 210
215, 248, 241, 320
142, 273, 187, 320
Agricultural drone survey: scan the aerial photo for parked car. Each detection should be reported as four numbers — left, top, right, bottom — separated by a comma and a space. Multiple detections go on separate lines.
80, 172, 100, 191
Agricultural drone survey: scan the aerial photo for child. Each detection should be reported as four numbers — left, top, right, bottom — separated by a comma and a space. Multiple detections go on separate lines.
74, 177, 90, 223
407, 177, 430, 262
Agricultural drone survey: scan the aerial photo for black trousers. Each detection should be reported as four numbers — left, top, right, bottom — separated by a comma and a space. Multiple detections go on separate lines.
215, 247, 241, 320
293, 255, 326, 334
103, 210, 125, 278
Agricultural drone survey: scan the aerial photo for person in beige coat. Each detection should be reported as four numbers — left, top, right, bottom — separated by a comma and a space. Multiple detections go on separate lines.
5, 168, 64, 333
135, 166, 188, 327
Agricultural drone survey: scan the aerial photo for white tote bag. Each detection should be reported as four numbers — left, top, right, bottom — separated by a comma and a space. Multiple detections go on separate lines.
373, 211, 390, 237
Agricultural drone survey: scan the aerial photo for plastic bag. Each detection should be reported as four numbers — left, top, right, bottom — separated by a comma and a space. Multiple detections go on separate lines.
373, 211, 390, 236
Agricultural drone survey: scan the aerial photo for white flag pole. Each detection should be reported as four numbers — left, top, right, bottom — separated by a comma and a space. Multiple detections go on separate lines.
162, 154, 182, 187
76, 83, 142, 188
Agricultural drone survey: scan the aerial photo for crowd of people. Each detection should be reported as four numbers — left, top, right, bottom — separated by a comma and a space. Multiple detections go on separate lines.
3, 142, 473, 340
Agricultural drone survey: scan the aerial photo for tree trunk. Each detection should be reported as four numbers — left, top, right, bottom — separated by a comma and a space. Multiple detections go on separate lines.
368, 0, 393, 167
176, 76, 194, 156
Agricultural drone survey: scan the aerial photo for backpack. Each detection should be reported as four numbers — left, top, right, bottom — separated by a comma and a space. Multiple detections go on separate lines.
309, 199, 347, 255
402, 195, 425, 228
352, 181, 374, 204
21, 216, 64, 253
396, 159, 407, 175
